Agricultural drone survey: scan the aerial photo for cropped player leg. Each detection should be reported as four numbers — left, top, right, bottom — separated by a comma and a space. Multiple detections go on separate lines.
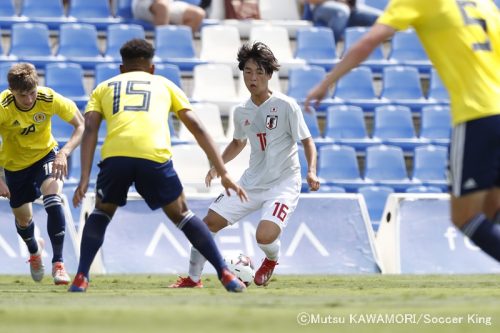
483, 187, 500, 223
163, 195, 228, 280
187, 209, 229, 283
41, 177, 65, 263
453, 191, 500, 262
12, 203, 38, 254
256, 220, 281, 260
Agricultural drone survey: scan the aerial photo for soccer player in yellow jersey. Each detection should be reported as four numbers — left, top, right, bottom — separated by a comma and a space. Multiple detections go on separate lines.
305, 0, 500, 262
68, 38, 248, 292
0, 63, 84, 284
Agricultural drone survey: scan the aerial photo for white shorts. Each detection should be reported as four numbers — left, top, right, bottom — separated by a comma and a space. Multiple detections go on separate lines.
209, 174, 302, 230
132, 0, 189, 25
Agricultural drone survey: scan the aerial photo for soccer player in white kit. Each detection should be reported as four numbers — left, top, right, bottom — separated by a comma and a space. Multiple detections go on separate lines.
170, 42, 320, 288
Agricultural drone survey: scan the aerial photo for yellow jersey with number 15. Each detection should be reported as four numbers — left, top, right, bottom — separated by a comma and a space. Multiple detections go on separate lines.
378, 0, 500, 125
86, 71, 191, 163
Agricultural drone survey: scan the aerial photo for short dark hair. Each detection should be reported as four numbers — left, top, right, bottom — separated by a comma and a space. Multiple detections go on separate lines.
120, 38, 155, 61
237, 42, 280, 74
7, 63, 38, 92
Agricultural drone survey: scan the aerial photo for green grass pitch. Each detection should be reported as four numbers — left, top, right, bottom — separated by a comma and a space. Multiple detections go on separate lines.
0, 274, 499, 333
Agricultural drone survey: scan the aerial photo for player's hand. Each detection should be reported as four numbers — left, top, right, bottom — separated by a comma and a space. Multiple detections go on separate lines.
205, 167, 219, 187
307, 172, 321, 192
73, 178, 89, 207
0, 180, 10, 199
220, 173, 248, 202
304, 82, 329, 113
52, 151, 68, 180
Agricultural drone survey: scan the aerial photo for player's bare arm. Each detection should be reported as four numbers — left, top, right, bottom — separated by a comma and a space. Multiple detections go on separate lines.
304, 23, 396, 111
301, 137, 320, 191
205, 138, 247, 187
177, 108, 248, 202
0, 174, 10, 199
52, 111, 84, 181
73, 111, 102, 207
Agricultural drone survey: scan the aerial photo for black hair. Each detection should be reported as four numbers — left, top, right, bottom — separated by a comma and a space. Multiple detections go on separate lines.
237, 42, 280, 75
120, 38, 155, 61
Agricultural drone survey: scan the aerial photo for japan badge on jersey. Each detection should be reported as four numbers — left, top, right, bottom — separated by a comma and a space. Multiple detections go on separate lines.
266, 115, 278, 130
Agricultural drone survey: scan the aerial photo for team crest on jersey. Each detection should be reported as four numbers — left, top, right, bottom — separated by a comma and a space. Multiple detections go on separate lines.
266, 115, 278, 130
33, 112, 46, 123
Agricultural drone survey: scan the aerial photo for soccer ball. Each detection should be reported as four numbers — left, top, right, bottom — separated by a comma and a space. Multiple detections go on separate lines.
224, 254, 255, 287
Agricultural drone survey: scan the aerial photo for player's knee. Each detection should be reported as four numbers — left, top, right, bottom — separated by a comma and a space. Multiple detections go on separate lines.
203, 216, 226, 233
14, 216, 33, 227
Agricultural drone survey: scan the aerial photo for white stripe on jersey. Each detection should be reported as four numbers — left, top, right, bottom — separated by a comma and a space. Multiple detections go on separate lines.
450, 123, 465, 197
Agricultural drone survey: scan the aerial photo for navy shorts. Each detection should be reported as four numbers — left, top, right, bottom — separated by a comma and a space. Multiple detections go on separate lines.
4, 148, 58, 208
450, 115, 500, 197
95, 157, 183, 210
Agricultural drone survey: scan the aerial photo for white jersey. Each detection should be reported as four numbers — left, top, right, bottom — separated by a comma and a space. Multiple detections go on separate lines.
233, 92, 311, 190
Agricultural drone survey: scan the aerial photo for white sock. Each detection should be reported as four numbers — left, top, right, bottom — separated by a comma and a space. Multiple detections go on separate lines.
188, 232, 216, 282
258, 238, 280, 261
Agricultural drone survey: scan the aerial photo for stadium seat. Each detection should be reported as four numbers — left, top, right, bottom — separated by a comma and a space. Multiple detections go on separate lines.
428, 68, 449, 104
333, 66, 389, 111
343, 27, 390, 73
68, 0, 121, 30
372, 105, 428, 151
295, 27, 337, 71
0, 62, 13, 91
412, 144, 448, 190
419, 105, 451, 146
323, 105, 380, 150
20, 0, 73, 30
317, 144, 368, 192
94, 63, 121, 87
237, 69, 282, 100
364, 0, 388, 10
51, 113, 75, 145
249, 25, 306, 76
57, 23, 107, 70
405, 185, 443, 193
154, 25, 206, 72
199, 25, 240, 70
170, 144, 211, 192
8, 23, 58, 68
316, 185, 346, 193
364, 144, 417, 191
388, 30, 432, 73
301, 107, 322, 139
105, 24, 146, 62
380, 66, 434, 111
287, 65, 326, 104
0, 0, 28, 29
154, 63, 183, 89
177, 103, 227, 143
115, 0, 154, 30
190, 63, 239, 114
45, 63, 89, 111
358, 185, 394, 229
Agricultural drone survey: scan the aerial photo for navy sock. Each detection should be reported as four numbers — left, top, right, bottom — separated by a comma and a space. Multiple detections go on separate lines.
44, 194, 65, 263
177, 211, 226, 279
77, 210, 111, 279
461, 214, 500, 262
15, 220, 38, 254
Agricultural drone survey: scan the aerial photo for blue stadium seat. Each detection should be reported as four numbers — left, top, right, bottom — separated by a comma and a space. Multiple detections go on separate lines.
44, 63, 89, 110
57, 23, 107, 70
105, 24, 146, 61
428, 68, 449, 104
364, 0, 389, 11
301, 106, 322, 139
295, 27, 337, 70
323, 105, 379, 150
51, 113, 75, 145
372, 105, 428, 151
380, 66, 434, 111
388, 30, 432, 73
68, 0, 121, 30
343, 27, 390, 73
0, 0, 28, 29
154, 63, 183, 89
317, 144, 368, 192
412, 145, 448, 190
333, 66, 389, 111
154, 25, 206, 72
405, 185, 443, 193
419, 105, 451, 146
364, 144, 417, 191
316, 185, 346, 193
8, 23, 58, 68
358, 185, 394, 230
94, 63, 121, 87
287, 65, 326, 104
20, 0, 72, 30
115, 0, 154, 30
0, 62, 14, 91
